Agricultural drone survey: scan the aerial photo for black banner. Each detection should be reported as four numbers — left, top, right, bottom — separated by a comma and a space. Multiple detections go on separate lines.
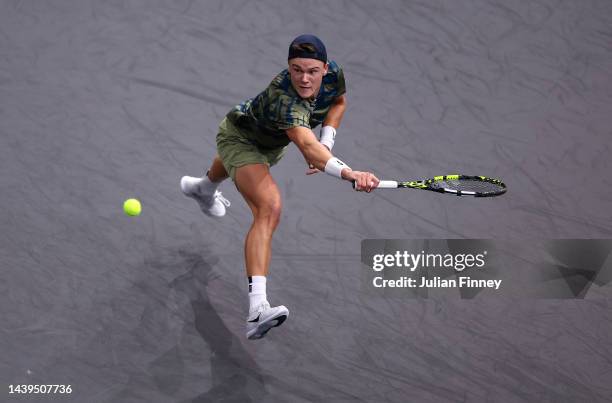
361, 239, 612, 298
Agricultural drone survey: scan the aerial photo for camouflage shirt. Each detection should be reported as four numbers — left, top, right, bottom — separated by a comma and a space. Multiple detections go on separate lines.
226, 60, 346, 148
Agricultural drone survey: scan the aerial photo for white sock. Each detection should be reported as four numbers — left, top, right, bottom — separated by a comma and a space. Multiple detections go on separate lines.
248, 276, 268, 312
197, 171, 220, 195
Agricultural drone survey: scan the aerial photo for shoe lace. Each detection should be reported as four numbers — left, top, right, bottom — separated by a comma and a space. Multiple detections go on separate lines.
250, 301, 270, 316
214, 191, 231, 207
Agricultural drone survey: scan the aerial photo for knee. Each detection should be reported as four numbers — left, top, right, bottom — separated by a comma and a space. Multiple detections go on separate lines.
256, 198, 282, 226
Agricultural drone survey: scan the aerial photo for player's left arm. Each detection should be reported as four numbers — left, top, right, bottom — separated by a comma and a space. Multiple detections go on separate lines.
306, 95, 347, 174
322, 94, 346, 133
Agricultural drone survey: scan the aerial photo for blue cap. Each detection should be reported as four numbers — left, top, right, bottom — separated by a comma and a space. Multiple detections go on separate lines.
288, 34, 327, 63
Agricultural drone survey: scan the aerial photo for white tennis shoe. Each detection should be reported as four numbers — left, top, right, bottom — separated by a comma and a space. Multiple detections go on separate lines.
180, 176, 230, 217
246, 302, 289, 340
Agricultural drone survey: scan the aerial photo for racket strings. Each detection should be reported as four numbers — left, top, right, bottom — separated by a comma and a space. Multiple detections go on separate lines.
431, 179, 504, 193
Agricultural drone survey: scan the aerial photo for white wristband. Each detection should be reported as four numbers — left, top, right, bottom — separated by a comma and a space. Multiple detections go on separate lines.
320, 125, 336, 150
324, 157, 351, 179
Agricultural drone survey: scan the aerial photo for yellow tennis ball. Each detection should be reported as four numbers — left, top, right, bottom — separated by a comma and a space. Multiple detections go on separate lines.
123, 198, 141, 216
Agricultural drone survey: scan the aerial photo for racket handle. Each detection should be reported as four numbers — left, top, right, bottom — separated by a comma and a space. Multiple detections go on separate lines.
377, 180, 398, 188
351, 180, 398, 189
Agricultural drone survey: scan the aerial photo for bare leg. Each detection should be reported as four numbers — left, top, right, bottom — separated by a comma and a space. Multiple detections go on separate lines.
207, 155, 229, 182
234, 163, 282, 276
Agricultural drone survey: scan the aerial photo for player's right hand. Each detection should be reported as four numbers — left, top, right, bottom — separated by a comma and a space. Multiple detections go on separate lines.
306, 162, 320, 175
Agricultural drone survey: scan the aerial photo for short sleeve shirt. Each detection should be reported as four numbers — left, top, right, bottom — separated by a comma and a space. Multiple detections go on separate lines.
226, 60, 346, 148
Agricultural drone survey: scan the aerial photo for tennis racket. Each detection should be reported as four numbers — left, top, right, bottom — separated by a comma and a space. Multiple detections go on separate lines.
357, 175, 507, 197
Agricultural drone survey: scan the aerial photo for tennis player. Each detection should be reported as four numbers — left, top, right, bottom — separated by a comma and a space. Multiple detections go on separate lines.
181, 34, 379, 340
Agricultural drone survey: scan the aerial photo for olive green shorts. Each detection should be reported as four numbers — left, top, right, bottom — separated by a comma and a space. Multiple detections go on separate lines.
216, 117, 287, 181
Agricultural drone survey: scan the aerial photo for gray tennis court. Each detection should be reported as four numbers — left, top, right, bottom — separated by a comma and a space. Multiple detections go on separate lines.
2, 1, 612, 402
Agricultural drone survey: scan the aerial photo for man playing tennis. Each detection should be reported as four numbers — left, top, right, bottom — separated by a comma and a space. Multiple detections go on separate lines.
180, 34, 379, 340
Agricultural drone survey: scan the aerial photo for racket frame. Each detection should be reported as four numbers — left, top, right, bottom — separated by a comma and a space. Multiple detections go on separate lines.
378, 175, 506, 197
